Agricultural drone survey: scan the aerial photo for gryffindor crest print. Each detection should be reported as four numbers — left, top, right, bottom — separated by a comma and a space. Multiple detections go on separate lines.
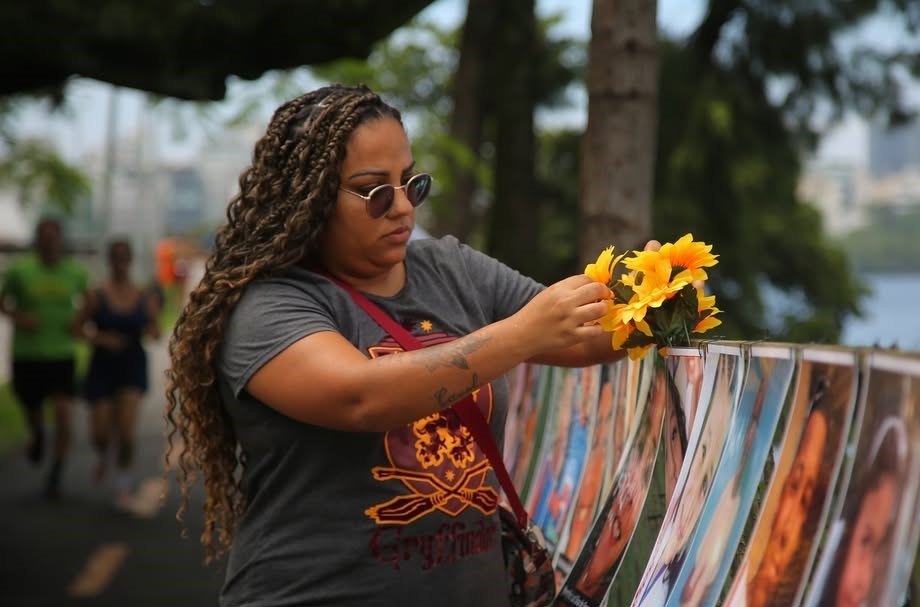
364, 325, 499, 525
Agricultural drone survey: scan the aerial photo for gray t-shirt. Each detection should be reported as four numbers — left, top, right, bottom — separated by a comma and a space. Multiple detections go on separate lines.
218, 236, 544, 607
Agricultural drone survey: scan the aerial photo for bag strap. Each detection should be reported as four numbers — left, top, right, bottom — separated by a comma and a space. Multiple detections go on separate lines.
323, 272, 530, 528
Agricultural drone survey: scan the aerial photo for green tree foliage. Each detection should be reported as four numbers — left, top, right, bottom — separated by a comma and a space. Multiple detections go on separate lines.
0, 97, 91, 215
653, 40, 868, 342
651, 0, 919, 342
533, 129, 582, 282
688, 0, 920, 140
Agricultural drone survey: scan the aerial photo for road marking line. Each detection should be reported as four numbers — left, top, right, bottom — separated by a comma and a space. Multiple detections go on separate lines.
129, 477, 167, 518
67, 542, 129, 597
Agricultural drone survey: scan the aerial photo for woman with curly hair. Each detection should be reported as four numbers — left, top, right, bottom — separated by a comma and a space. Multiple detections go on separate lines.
165, 84, 632, 607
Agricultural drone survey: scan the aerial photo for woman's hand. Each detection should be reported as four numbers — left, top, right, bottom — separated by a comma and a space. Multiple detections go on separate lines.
513, 274, 611, 357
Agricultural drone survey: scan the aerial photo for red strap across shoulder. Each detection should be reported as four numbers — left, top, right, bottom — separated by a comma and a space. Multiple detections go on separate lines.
321, 271, 530, 528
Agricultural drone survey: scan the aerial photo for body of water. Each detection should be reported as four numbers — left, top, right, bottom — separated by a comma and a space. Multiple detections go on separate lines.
841, 273, 920, 351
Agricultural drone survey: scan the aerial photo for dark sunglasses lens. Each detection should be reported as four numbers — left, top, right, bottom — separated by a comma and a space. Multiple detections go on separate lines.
407, 174, 432, 207
368, 186, 396, 218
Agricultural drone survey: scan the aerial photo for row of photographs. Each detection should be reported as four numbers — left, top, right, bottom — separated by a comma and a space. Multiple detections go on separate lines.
502, 343, 920, 607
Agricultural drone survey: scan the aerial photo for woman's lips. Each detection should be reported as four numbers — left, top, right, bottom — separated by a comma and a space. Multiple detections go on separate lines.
384, 226, 411, 244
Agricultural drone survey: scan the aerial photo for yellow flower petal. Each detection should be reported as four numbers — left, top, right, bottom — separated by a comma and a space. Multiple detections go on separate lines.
697, 289, 717, 312
611, 324, 631, 349
693, 315, 722, 334
627, 344, 653, 360
584, 246, 627, 286
635, 318, 653, 337
666, 233, 718, 271
584, 246, 614, 284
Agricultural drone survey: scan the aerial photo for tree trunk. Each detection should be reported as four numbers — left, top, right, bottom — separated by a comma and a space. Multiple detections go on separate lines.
487, 0, 538, 277
435, 0, 496, 241
579, 0, 658, 263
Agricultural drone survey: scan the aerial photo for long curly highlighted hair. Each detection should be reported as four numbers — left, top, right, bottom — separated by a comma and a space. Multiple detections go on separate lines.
164, 84, 402, 562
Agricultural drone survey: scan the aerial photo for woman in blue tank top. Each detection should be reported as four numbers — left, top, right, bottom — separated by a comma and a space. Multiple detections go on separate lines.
73, 239, 161, 509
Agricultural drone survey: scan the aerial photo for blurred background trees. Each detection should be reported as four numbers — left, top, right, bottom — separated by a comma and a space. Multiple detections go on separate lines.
2, 0, 919, 343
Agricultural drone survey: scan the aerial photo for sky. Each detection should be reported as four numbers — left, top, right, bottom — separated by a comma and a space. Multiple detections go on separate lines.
12, 0, 915, 167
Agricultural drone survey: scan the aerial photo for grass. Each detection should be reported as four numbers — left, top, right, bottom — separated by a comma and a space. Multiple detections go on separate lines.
0, 382, 27, 454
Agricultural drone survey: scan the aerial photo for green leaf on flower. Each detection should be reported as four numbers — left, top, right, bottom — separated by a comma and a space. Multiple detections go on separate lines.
611, 282, 635, 303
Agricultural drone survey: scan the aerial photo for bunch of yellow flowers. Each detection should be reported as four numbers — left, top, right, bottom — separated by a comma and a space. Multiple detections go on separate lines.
584, 233, 722, 360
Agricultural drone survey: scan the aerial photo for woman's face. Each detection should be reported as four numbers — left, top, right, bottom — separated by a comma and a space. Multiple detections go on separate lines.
682, 357, 704, 431
320, 116, 417, 279
594, 382, 614, 447
577, 471, 641, 597
109, 243, 132, 278
751, 410, 828, 602
835, 475, 897, 607
665, 398, 684, 500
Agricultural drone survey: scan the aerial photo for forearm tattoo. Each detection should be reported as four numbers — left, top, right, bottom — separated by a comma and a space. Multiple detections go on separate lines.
416, 334, 491, 372
434, 373, 481, 409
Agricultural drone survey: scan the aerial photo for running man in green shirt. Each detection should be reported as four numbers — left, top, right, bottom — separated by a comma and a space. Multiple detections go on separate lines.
0, 217, 88, 498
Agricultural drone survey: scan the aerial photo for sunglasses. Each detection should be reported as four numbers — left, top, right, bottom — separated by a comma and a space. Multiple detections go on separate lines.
339, 173, 433, 219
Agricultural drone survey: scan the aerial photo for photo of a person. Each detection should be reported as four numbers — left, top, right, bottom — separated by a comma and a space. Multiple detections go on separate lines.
558, 362, 667, 606
502, 362, 533, 470
671, 348, 796, 607
663, 373, 688, 508
663, 350, 704, 505
878, 367, 920, 607
513, 365, 553, 493
560, 365, 612, 564
815, 416, 907, 607
800, 352, 920, 607
605, 360, 633, 496
722, 354, 858, 607
520, 365, 563, 505
748, 405, 827, 605
531, 367, 578, 529
632, 346, 742, 607
666, 347, 705, 439
544, 365, 599, 547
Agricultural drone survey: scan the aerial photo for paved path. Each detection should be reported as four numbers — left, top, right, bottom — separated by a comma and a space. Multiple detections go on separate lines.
0, 336, 225, 606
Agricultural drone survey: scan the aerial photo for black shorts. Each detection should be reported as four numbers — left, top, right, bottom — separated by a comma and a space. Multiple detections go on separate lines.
83, 347, 148, 403
11, 359, 77, 411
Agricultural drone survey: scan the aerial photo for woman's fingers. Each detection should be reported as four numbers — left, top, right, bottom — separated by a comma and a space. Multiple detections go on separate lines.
574, 300, 612, 325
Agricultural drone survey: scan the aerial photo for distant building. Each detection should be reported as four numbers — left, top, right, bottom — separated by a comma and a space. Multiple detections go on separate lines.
195, 125, 261, 228
797, 162, 869, 236
866, 168, 920, 211
165, 167, 206, 235
869, 119, 920, 178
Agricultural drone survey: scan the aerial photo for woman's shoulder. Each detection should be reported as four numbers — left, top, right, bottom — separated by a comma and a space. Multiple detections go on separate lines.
407, 235, 477, 279
232, 267, 342, 314
409, 234, 493, 267
408, 233, 462, 255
